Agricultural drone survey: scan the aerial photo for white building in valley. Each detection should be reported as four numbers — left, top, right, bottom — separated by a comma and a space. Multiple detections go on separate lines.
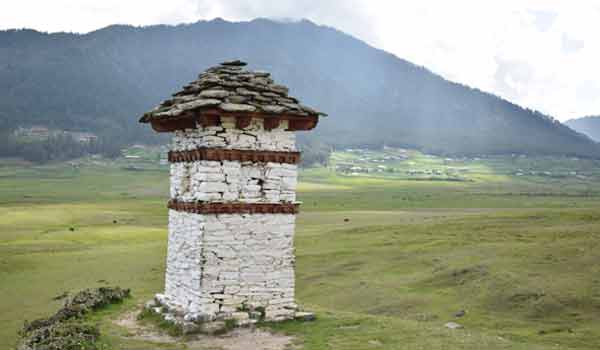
140, 60, 324, 325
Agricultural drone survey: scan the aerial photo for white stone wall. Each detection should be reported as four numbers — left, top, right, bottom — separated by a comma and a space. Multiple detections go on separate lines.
170, 161, 297, 203
163, 118, 300, 321
165, 210, 204, 315
163, 210, 296, 320
171, 117, 296, 152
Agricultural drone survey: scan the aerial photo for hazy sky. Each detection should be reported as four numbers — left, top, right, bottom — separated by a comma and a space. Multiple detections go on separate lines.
2, 0, 599, 121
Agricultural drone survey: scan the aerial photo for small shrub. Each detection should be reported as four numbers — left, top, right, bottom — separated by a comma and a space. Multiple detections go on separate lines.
212, 319, 237, 336
254, 306, 266, 321
19, 287, 129, 350
20, 322, 101, 350
158, 319, 184, 337
236, 302, 251, 312
137, 308, 183, 337
225, 318, 237, 329
136, 308, 156, 321
237, 303, 266, 322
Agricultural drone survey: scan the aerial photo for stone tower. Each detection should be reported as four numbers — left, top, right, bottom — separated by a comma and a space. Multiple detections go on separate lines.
140, 60, 323, 323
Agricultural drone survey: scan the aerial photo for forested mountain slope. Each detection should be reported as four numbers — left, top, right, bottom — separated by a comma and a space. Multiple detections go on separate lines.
1, 18, 599, 157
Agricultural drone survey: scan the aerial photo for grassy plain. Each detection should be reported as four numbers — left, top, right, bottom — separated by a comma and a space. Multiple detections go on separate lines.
1, 150, 600, 349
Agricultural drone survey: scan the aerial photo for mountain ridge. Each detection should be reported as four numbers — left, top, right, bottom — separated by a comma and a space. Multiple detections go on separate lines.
1, 18, 599, 157
565, 116, 600, 142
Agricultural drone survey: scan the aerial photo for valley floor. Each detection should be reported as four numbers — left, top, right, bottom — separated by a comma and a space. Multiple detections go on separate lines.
1, 152, 600, 349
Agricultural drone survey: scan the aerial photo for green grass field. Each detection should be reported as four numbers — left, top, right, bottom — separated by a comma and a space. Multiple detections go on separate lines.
1, 150, 600, 349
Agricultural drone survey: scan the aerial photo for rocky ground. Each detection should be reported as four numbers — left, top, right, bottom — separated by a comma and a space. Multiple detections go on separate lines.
114, 310, 297, 350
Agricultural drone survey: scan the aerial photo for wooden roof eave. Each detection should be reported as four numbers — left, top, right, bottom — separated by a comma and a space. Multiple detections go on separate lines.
144, 108, 319, 132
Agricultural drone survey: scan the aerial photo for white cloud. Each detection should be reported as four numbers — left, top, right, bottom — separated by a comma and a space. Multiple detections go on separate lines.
561, 33, 585, 54
0, 0, 599, 120
529, 9, 558, 32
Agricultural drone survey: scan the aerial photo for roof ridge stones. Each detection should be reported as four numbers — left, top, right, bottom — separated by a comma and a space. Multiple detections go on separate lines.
140, 60, 326, 123
220, 59, 247, 67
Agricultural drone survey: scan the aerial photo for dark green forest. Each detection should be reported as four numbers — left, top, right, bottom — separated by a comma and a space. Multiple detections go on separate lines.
0, 130, 122, 162
1, 18, 599, 161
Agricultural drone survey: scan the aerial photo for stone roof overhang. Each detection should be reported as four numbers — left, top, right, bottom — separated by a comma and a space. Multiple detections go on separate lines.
140, 60, 324, 132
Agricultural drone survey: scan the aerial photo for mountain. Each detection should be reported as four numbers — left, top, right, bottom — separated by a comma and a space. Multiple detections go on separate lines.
1, 18, 599, 158
565, 116, 600, 142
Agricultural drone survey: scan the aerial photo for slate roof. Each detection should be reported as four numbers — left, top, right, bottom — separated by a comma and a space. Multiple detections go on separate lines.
140, 60, 326, 123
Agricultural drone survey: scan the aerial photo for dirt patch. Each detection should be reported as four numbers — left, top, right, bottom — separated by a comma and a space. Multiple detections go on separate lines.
114, 311, 176, 344
114, 310, 297, 350
187, 329, 296, 350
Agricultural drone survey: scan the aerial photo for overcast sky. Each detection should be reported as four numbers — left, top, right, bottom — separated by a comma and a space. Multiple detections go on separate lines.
1, 0, 599, 121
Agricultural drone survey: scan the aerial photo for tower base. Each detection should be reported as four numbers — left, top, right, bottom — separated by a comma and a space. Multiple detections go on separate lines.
144, 295, 313, 335
162, 210, 298, 322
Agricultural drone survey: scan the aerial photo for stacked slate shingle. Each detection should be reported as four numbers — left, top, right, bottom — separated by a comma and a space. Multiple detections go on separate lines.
140, 60, 326, 123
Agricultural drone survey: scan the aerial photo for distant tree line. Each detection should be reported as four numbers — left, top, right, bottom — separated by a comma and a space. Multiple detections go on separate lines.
298, 138, 331, 167
0, 130, 126, 163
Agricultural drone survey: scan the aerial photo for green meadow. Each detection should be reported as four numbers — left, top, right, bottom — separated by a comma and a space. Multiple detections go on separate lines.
1, 150, 600, 349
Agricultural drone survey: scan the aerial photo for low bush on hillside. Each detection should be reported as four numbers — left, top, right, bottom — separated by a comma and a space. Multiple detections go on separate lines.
19, 287, 130, 350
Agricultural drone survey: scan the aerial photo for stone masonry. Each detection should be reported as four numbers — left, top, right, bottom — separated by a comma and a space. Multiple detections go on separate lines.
140, 60, 323, 326
159, 119, 298, 321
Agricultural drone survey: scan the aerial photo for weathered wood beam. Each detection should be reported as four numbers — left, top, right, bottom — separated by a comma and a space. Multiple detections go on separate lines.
235, 116, 252, 129
263, 118, 280, 131
167, 200, 300, 214
149, 110, 319, 132
201, 114, 221, 127
168, 148, 301, 164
